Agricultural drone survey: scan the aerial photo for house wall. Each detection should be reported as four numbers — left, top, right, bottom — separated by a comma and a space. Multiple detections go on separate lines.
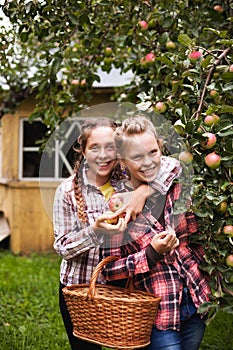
0, 89, 114, 254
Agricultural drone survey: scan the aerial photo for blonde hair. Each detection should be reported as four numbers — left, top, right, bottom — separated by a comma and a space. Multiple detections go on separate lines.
114, 115, 162, 157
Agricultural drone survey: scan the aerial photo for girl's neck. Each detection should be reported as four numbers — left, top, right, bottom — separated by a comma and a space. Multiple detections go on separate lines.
86, 169, 110, 187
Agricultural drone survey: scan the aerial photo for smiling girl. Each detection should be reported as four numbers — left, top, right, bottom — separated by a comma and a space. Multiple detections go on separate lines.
102, 115, 211, 350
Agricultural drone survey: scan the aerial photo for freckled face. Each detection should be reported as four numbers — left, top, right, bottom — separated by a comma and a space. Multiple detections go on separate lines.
123, 132, 162, 188
83, 126, 116, 186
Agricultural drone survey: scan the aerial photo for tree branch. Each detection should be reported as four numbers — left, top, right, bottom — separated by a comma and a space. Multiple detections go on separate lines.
194, 47, 231, 120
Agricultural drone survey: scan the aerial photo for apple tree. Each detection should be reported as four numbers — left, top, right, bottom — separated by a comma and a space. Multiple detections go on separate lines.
0, 0, 233, 320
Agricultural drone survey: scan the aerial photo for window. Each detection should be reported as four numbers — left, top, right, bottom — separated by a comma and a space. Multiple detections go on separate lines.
19, 118, 84, 181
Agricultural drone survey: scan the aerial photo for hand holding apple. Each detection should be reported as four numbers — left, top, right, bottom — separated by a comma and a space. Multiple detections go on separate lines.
150, 229, 179, 255
103, 194, 124, 224
108, 194, 124, 212
92, 210, 127, 235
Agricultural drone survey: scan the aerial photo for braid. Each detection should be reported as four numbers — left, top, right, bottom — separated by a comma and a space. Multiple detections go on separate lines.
73, 148, 88, 224
73, 172, 88, 224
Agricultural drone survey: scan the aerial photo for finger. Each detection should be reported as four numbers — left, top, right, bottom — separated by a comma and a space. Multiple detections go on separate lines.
124, 211, 132, 224
130, 212, 137, 222
114, 205, 127, 215
117, 217, 127, 230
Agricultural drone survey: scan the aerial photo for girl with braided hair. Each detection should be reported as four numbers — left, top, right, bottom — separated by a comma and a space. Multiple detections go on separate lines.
53, 117, 156, 350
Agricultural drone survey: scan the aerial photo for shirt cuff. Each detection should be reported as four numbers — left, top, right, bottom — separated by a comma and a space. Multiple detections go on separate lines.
146, 244, 162, 269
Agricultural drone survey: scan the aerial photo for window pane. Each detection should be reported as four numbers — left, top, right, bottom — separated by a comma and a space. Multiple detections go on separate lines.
23, 121, 47, 147
23, 152, 42, 177
39, 151, 55, 178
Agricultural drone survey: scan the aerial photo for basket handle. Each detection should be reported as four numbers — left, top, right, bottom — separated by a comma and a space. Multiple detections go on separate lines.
87, 255, 134, 300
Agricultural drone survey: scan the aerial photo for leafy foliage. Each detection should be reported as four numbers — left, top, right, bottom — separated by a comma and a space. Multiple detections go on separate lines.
0, 0, 233, 318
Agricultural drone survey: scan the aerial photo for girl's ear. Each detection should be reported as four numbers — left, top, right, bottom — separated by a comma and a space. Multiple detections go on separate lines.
158, 138, 163, 151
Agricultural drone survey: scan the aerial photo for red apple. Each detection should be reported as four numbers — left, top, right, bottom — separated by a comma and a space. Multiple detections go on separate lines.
138, 20, 148, 30
223, 225, 233, 237
229, 64, 233, 72
166, 40, 176, 50
154, 101, 167, 113
213, 5, 224, 12
145, 52, 156, 62
201, 132, 217, 149
188, 51, 202, 63
226, 254, 233, 267
204, 114, 220, 126
140, 53, 156, 66
204, 152, 221, 169
108, 195, 124, 212
179, 151, 193, 164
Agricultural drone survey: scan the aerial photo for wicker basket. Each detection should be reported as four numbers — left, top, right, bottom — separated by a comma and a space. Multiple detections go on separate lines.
62, 256, 161, 349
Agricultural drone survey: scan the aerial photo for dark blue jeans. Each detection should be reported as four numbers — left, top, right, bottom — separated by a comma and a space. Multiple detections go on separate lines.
144, 287, 206, 350
145, 314, 206, 350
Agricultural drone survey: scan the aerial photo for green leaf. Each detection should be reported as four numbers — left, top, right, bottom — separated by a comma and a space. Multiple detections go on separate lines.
217, 124, 233, 136
20, 31, 29, 43
218, 105, 233, 114
178, 34, 193, 47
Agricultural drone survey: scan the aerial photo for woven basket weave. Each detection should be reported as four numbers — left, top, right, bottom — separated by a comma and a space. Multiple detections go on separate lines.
63, 256, 161, 349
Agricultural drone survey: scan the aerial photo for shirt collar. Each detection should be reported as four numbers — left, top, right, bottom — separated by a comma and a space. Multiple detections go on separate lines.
150, 156, 182, 195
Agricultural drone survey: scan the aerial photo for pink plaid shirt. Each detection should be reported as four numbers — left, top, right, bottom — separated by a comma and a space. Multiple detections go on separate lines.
102, 183, 211, 331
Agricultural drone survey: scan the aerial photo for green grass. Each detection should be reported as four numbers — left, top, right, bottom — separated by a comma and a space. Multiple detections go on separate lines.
0, 250, 232, 350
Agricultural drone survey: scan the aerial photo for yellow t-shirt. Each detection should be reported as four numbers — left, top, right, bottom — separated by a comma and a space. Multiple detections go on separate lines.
99, 180, 115, 201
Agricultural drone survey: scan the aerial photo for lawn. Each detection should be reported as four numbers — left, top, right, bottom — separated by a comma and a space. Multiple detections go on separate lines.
0, 250, 232, 350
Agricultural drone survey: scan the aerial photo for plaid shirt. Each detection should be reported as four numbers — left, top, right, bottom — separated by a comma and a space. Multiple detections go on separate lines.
53, 156, 181, 286
102, 183, 211, 331
53, 165, 118, 285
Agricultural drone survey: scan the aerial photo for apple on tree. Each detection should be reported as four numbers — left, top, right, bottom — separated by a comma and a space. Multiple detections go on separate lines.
140, 52, 156, 66
154, 101, 167, 113
200, 132, 217, 149
223, 225, 233, 237
226, 254, 233, 267
104, 47, 113, 57
217, 201, 228, 214
209, 90, 219, 98
138, 20, 148, 30
213, 5, 224, 13
204, 152, 221, 169
178, 151, 193, 164
166, 40, 176, 50
188, 51, 202, 63
204, 114, 220, 126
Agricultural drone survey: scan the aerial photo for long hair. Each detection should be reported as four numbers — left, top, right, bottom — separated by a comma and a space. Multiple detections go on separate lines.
73, 118, 121, 223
